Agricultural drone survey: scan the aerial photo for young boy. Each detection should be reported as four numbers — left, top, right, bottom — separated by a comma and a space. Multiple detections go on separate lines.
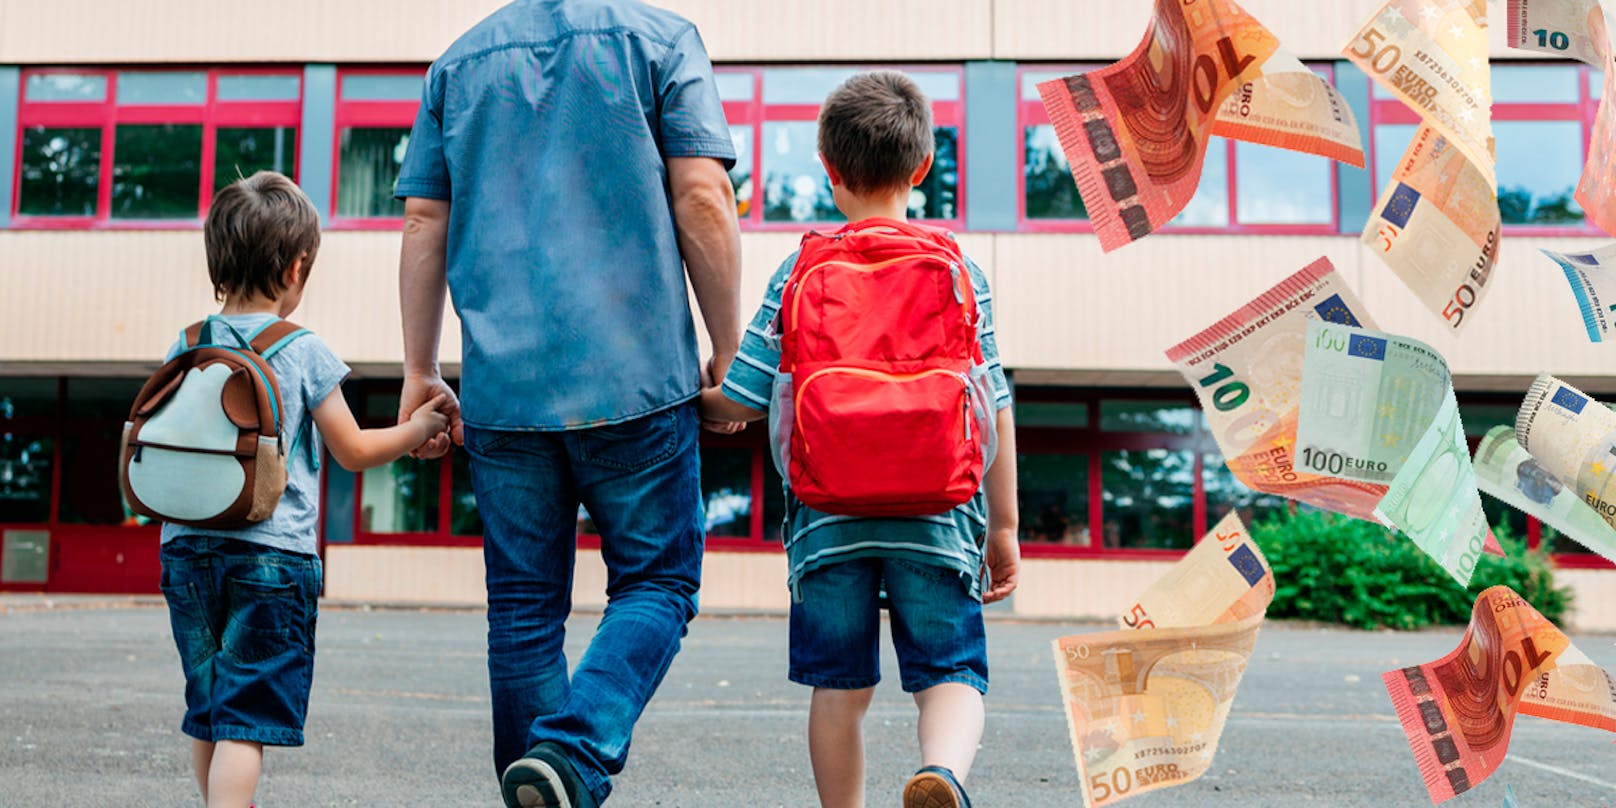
698, 72, 1020, 808
158, 171, 450, 808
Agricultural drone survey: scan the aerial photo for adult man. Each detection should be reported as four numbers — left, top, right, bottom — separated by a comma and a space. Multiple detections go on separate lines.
392, 2, 742, 806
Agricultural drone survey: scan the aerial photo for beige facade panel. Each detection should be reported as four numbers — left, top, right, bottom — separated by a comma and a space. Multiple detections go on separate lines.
0, 0, 991, 65
995, 0, 1552, 61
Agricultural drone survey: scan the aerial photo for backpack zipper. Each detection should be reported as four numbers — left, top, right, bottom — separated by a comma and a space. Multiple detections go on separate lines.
794, 367, 970, 456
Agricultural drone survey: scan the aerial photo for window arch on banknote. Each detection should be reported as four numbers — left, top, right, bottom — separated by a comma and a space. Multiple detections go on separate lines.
1017, 63, 1343, 235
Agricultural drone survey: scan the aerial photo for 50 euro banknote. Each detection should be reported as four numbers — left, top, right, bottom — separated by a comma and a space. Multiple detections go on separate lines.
1055, 512, 1270, 807
1508, 0, 1616, 237
1037, 0, 1364, 252
1166, 257, 1387, 520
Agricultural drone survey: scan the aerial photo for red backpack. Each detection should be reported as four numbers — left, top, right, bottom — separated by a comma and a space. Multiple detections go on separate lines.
776, 218, 993, 517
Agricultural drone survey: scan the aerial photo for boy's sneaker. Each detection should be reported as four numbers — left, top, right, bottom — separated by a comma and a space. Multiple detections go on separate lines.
903, 766, 973, 808
500, 742, 596, 808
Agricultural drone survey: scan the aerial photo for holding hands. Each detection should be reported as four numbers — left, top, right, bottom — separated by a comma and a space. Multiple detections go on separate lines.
398, 372, 464, 458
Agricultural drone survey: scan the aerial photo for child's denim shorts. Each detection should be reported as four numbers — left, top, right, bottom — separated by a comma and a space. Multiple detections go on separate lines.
788, 557, 988, 694
160, 536, 321, 746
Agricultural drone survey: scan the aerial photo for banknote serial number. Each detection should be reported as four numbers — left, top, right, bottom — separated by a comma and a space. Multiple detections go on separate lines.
1300, 447, 1387, 477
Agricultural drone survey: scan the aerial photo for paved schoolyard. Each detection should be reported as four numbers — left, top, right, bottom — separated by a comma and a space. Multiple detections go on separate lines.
2, 600, 1614, 807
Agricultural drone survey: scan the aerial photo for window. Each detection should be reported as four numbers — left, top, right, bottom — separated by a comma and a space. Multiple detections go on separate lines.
59, 379, 145, 526
0, 379, 56, 525
1018, 65, 1338, 233
1369, 63, 1594, 231
332, 70, 424, 224
13, 69, 302, 226
718, 66, 965, 229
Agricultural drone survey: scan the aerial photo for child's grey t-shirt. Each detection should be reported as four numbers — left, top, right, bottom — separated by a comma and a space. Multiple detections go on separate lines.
158, 313, 350, 557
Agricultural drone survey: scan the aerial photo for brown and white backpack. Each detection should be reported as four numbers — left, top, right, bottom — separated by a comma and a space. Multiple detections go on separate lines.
118, 317, 310, 529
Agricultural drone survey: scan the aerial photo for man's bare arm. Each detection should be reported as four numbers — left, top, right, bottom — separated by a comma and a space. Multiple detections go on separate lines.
668, 157, 743, 385
397, 196, 462, 456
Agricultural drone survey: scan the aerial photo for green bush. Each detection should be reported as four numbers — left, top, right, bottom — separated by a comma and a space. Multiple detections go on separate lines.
1249, 508, 1571, 630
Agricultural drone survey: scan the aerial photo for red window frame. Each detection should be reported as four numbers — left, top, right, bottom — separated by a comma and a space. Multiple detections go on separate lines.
716, 65, 968, 232
12, 67, 302, 230
327, 66, 424, 231
1368, 61, 1603, 237
1015, 64, 1342, 236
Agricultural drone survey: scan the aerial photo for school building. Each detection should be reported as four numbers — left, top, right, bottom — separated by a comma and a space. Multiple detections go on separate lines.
4, 0, 1616, 628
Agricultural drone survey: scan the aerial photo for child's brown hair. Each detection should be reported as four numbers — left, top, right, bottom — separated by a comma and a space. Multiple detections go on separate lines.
817, 71, 935, 194
204, 171, 321, 302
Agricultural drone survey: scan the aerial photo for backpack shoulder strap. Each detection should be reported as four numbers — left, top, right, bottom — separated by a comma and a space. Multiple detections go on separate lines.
181, 321, 207, 350
249, 320, 311, 360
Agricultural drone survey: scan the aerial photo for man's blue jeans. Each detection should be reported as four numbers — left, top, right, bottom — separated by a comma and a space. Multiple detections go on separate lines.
464, 401, 704, 805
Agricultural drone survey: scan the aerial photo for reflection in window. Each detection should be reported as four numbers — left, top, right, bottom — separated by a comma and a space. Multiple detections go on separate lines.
215, 127, 297, 190
1496, 121, 1583, 224
1018, 453, 1090, 546
1234, 143, 1332, 224
1202, 453, 1289, 530
19, 127, 102, 217
1100, 400, 1199, 435
24, 73, 106, 102
0, 435, 52, 523
763, 122, 840, 223
912, 127, 959, 221
1014, 401, 1089, 427
1024, 125, 1086, 220
362, 457, 439, 533
337, 128, 410, 218
1102, 450, 1195, 549
112, 124, 203, 219
1170, 137, 1229, 227
702, 447, 753, 537
0, 380, 58, 419
117, 71, 207, 105
729, 125, 754, 218
451, 451, 482, 536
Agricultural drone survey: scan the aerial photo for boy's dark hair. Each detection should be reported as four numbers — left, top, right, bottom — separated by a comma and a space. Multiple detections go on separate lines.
817, 71, 934, 194
204, 171, 321, 302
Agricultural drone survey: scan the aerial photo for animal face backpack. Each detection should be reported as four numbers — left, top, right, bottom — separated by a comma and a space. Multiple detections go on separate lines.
119, 317, 310, 528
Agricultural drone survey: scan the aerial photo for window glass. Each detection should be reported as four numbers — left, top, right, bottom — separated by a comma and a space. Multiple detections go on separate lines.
762, 458, 785, 543
361, 457, 439, 533
111, 124, 203, 219
116, 72, 206, 105
1170, 137, 1229, 227
1203, 453, 1290, 529
702, 447, 753, 537
1101, 449, 1196, 549
341, 74, 424, 101
1593, 70, 1606, 100
1018, 453, 1091, 545
59, 426, 126, 525
18, 127, 102, 217
1021, 70, 1084, 101
1373, 124, 1417, 194
1234, 142, 1333, 224
337, 128, 410, 218
64, 379, 144, 419
1024, 125, 1085, 220
0, 435, 52, 523
1495, 121, 1583, 224
729, 125, 754, 218
1493, 65, 1579, 103
911, 127, 959, 221
763, 121, 839, 223
1100, 400, 1199, 435
215, 127, 297, 190
1014, 401, 1089, 427
451, 451, 482, 536
0, 381, 56, 420
24, 73, 107, 102
715, 72, 754, 102
217, 74, 301, 102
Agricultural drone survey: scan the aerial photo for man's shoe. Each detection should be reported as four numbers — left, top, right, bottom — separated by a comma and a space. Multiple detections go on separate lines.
903, 765, 973, 808
501, 742, 593, 808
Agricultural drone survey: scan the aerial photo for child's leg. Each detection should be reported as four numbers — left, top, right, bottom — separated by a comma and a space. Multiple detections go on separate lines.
914, 682, 985, 781
190, 739, 214, 800
204, 740, 263, 808
809, 686, 875, 808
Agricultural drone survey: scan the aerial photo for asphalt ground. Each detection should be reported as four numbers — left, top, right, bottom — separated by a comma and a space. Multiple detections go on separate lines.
2, 600, 1614, 807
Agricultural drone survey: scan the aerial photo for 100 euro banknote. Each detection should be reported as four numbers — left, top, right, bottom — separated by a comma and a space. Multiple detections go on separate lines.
1167, 258, 1387, 520
1055, 512, 1270, 807
1038, 0, 1364, 252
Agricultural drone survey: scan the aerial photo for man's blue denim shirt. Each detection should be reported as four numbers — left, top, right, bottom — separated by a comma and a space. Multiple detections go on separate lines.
396, 0, 737, 430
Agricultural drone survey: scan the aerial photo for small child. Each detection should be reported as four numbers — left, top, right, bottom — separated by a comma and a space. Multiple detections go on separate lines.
158, 171, 449, 808
699, 72, 1020, 808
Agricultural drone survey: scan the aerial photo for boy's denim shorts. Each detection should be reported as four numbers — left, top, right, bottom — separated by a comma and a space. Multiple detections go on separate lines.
160, 536, 321, 746
788, 557, 987, 694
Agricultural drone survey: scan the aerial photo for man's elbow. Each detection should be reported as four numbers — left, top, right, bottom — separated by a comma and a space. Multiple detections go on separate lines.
402, 197, 451, 235
672, 177, 735, 225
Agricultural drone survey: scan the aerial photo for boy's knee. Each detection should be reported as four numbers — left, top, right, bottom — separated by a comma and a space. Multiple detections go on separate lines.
815, 686, 876, 714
